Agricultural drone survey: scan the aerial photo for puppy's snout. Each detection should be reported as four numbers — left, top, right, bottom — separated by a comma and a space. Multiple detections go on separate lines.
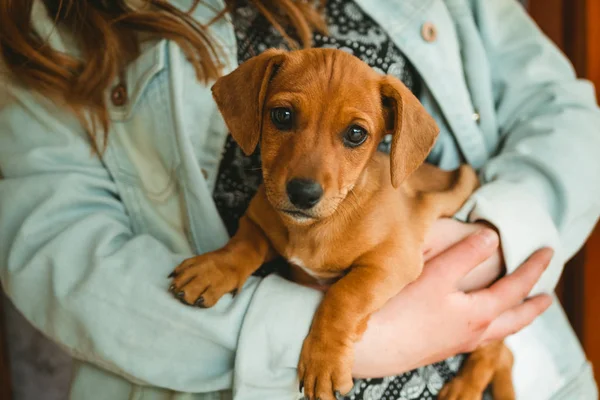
286, 178, 323, 209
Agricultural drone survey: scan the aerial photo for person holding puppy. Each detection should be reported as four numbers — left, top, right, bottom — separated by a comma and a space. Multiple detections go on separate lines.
0, 1, 598, 400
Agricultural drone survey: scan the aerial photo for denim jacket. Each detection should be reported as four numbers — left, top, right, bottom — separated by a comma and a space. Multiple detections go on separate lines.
1, 0, 599, 399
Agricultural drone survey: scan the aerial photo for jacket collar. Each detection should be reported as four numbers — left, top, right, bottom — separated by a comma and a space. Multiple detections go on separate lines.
354, 0, 489, 168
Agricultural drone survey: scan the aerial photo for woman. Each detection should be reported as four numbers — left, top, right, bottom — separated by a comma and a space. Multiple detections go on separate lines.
0, 0, 598, 399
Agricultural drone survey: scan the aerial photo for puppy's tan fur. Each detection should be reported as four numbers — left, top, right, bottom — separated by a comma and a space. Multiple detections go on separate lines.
170, 48, 514, 400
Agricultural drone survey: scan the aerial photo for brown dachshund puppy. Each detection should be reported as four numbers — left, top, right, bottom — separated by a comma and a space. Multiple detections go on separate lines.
169, 48, 514, 400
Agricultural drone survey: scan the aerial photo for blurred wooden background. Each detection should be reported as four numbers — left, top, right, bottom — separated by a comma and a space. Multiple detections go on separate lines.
0, 0, 599, 399
528, 0, 600, 383
0, 298, 10, 399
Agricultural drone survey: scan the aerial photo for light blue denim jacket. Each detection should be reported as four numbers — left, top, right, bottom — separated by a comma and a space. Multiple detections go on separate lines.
1, 0, 599, 399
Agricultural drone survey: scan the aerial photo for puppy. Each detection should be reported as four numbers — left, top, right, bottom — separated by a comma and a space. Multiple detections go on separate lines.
169, 48, 514, 400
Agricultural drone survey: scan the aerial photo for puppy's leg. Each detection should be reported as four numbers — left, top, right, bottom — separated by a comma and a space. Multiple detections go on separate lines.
490, 355, 516, 400
299, 248, 422, 400
169, 214, 274, 307
438, 340, 515, 400
409, 164, 479, 221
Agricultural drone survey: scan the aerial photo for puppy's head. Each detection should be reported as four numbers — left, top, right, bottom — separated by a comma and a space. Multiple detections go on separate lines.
212, 49, 438, 225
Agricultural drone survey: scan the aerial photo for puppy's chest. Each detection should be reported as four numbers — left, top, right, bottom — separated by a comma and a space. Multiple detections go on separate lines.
281, 232, 367, 283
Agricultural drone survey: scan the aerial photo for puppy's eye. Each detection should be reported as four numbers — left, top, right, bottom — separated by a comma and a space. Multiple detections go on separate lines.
343, 125, 368, 148
270, 107, 294, 131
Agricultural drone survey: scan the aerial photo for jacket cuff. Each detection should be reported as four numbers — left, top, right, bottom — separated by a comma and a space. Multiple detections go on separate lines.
454, 180, 562, 296
234, 274, 322, 400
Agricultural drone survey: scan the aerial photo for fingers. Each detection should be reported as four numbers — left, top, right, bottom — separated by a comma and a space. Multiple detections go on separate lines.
473, 248, 554, 316
481, 294, 553, 344
422, 218, 474, 262
423, 228, 500, 285
456, 250, 504, 293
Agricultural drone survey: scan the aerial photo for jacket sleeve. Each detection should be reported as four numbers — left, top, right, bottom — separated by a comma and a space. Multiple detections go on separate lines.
0, 86, 321, 396
455, 0, 600, 295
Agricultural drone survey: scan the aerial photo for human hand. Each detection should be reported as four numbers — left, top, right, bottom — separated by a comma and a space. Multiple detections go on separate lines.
423, 218, 505, 292
352, 227, 553, 378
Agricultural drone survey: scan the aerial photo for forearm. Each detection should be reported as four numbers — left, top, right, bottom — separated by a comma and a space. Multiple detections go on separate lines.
0, 174, 244, 390
0, 87, 319, 396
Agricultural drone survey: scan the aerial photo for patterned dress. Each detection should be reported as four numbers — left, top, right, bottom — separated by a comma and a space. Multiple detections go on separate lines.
212, 1, 482, 399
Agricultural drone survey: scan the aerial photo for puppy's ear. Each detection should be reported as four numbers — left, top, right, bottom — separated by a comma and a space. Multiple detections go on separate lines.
380, 75, 439, 188
211, 49, 287, 155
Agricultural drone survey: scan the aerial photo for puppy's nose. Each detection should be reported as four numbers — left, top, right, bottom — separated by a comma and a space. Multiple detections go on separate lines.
286, 178, 323, 209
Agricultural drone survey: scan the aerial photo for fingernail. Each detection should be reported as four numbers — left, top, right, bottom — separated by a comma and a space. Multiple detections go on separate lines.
528, 247, 555, 267
541, 248, 555, 269
475, 228, 498, 248
543, 247, 555, 259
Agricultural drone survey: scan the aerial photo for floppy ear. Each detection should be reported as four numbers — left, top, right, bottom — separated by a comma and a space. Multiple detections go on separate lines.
380, 75, 439, 188
211, 49, 287, 155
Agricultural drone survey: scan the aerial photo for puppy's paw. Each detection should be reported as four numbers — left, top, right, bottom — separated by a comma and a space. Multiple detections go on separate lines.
169, 255, 240, 307
438, 377, 485, 400
298, 331, 354, 400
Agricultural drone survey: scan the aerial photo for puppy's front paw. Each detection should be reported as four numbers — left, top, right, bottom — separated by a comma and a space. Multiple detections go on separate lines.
169, 255, 240, 307
298, 331, 354, 400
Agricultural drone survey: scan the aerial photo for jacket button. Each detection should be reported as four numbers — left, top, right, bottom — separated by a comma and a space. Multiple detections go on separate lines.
201, 168, 209, 179
421, 22, 438, 43
111, 84, 128, 106
472, 111, 481, 123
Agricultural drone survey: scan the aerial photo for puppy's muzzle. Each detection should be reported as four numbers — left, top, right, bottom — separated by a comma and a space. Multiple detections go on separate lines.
286, 178, 323, 210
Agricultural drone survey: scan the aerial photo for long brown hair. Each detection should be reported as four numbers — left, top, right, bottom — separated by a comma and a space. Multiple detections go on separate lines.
0, 0, 326, 147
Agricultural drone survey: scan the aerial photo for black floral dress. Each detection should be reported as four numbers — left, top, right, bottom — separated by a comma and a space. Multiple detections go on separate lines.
212, 1, 480, 399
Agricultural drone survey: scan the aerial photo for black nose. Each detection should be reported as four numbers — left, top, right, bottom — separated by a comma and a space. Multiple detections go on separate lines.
286, 178, 323, 209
